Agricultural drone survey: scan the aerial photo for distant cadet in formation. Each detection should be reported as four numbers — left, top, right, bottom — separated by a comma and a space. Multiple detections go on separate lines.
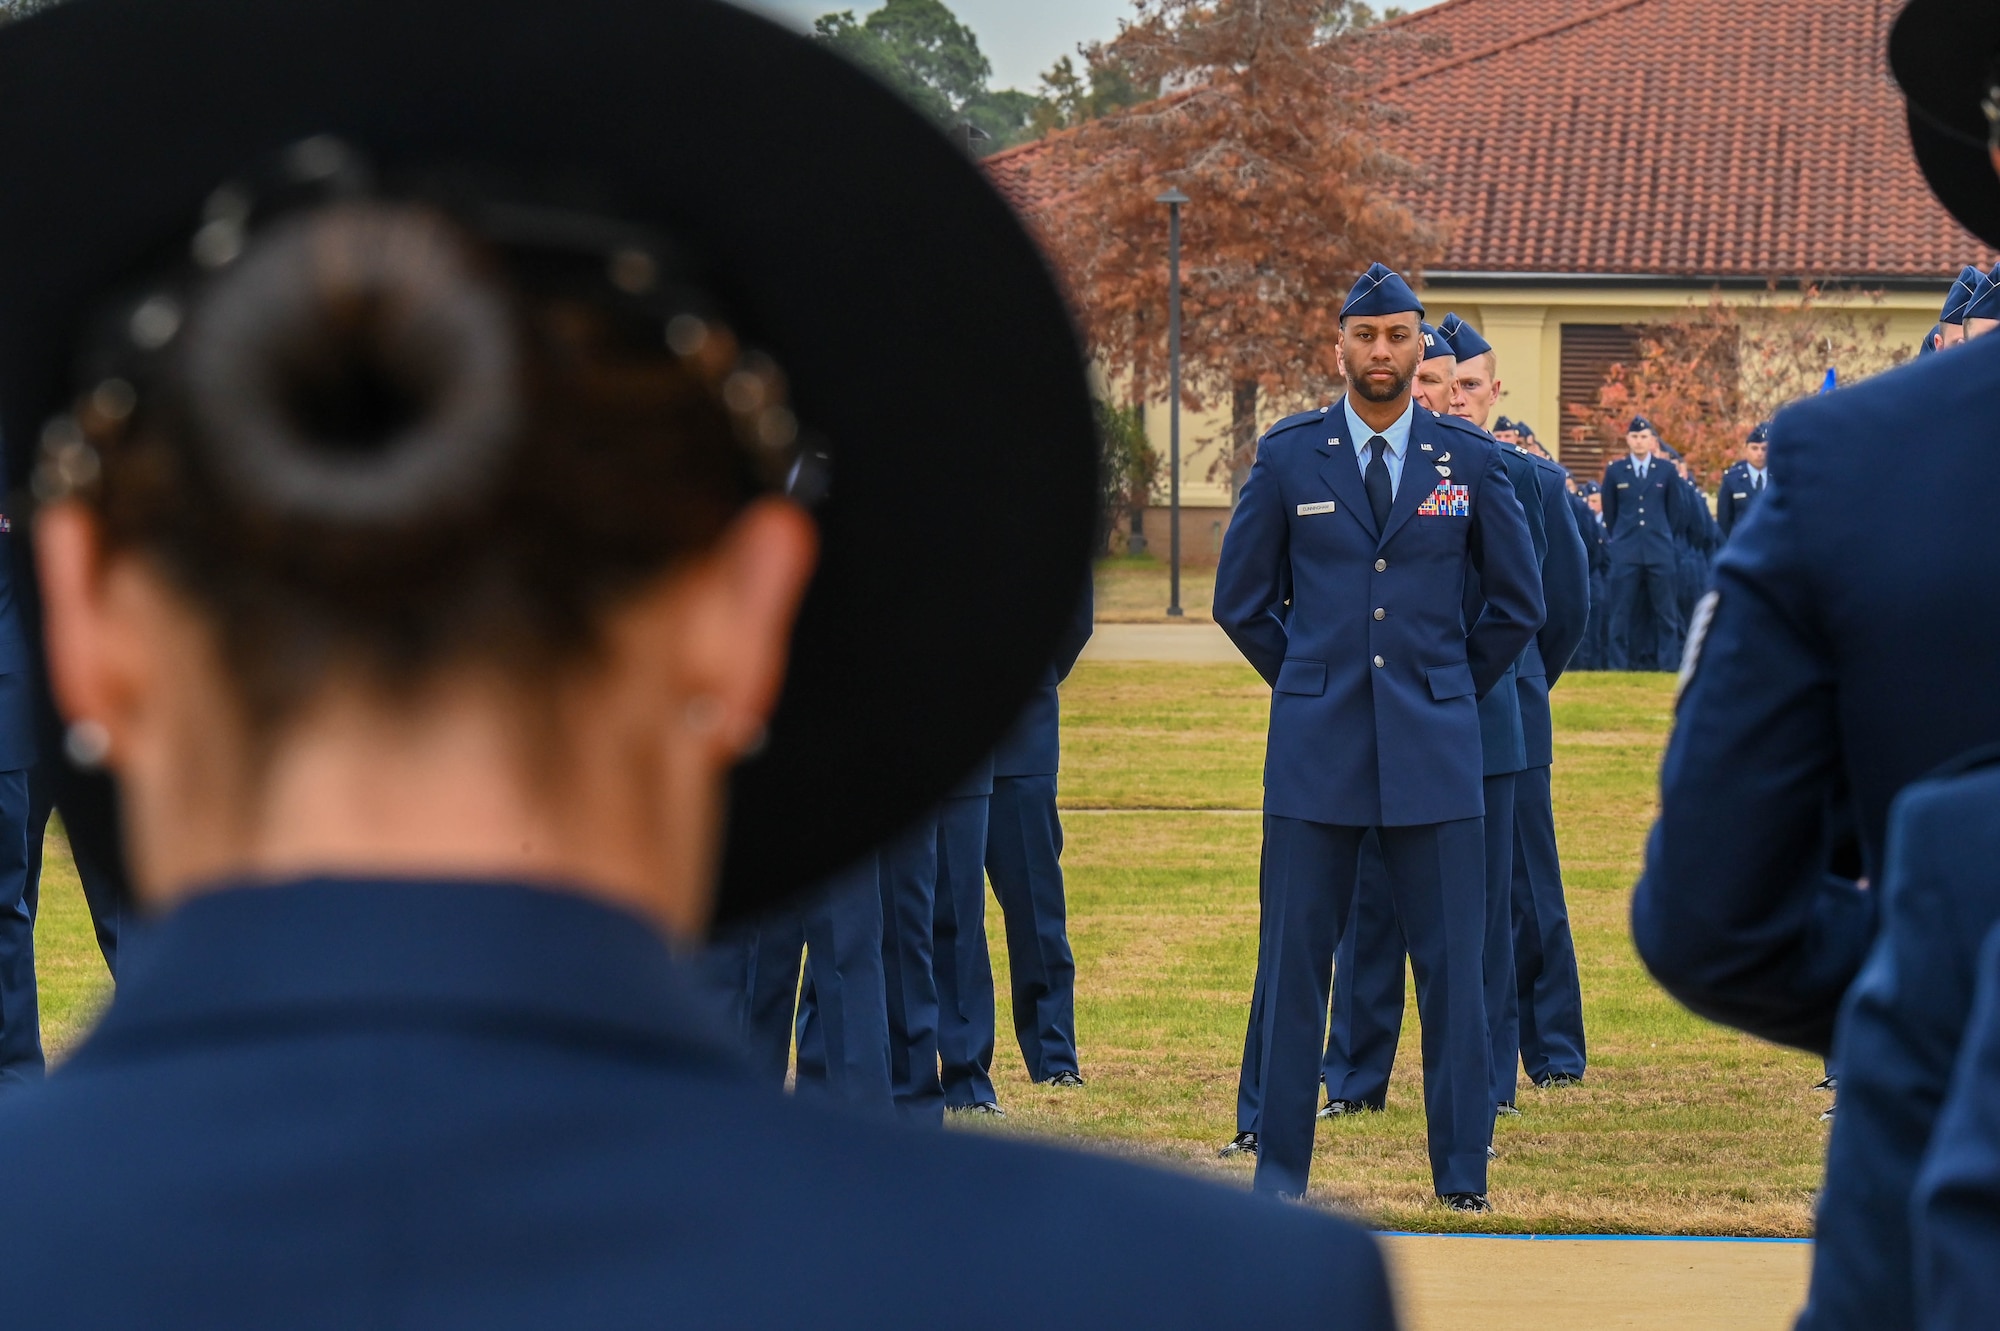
1715, 422, 1771, 541
1564, 480, 1609, 670
1637, 1, 2000, 1325
1599, 417, 1685, 671
1216, 264, 1543, 1212
1964, 265, 2000, 339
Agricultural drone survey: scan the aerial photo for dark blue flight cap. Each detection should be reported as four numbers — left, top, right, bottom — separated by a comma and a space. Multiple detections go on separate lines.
1341, 262, 1423, 319
1438, 311, 1493, 361
1493, 414, 1516, 432
1965, 271, 2000, 323
1629, 415, 1657, 434
1578, 479, 1601, 496
1419, 322, 1454, 361
1514, 420, 1536, 440
1748, 421, 1771, 443
1942, 265, 1983, 324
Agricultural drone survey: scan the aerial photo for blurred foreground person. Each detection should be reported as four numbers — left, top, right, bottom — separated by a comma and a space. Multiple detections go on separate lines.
0, 1, 1397, 1325
1637, 2, 2000, 1327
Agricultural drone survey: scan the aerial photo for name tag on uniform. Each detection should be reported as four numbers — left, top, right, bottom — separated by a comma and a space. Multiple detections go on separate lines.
1616, 482, 1630, 489
1297, 501, 1337, 516
1416, 484, 1471, 517
1732, 491, 1748, 499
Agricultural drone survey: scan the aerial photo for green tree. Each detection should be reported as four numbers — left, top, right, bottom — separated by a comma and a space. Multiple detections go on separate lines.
814, 1, 991, 135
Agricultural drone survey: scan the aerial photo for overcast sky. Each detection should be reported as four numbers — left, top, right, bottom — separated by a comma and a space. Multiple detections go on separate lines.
740, 0, 1447, 92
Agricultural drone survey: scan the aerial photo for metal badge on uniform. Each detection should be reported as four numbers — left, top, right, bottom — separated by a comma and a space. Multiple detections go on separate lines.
1417, 483, 1471, 517
1297, 501, 1337, 516
1434, 465, 1451, 478
1327, 437, 1342, 447
1732, 491, 1748, 500
1420, 443, 1433, 452
1677, 590, 1720, 702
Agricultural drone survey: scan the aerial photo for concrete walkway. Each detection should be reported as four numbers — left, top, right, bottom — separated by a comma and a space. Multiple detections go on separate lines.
1382, 1235, 1810, 1331
1081, 621, 1242, 665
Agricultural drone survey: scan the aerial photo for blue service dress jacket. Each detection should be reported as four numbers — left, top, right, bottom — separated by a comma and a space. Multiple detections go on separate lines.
0, 877, 1399, 1328
1715, 461, 1766, 540
1214, 401, 1544, 827
1804, 749, 2000, 1331
1599, 455, 1683, 569
1632, 339, 2000, 1054
1513, 451, 1590, 763
1913, 916, 2000, 1330
0, 508, 35, 772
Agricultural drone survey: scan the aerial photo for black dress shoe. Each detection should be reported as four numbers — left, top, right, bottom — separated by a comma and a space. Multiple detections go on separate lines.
948, 1101, 1005, 1118
1813, 1075, 1838, 1092
1535, 1072, 1583, 1089
1486, 1145, 1499, 1160
1318, 1098, 1375, 1119
1219, 1131, 1259, 1158
1495, 1101, 1522, 1117
1442, 1193, 1492, 1214
1044, 1070, 1086, 1089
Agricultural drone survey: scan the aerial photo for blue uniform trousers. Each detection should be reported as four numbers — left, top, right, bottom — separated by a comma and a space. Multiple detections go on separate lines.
1512, 766, 1586, 1082
1250, 815, 1490, 1200
986, 774, 1078, 1081
1607, 561, 1682, 671
880, 813, 944, 1124
1235, 835, 1384, 1131
793, 858, 894, 1110
0, 771, 33, 1085
692, 917, 805, 1089
933, 793, 998, 1108
1321, 777, 1520, 1114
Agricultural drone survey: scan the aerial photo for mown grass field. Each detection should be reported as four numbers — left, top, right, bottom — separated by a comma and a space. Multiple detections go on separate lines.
972, 664, 1828, 1235
27, 657, 1827, 1235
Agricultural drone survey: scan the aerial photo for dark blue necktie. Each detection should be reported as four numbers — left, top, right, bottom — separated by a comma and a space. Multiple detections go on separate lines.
1365, 436, 1392, 530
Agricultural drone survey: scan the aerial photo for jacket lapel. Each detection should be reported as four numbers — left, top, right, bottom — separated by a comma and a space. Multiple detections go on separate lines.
1377, 411, 1447, 547
1315, 397, 1377, 541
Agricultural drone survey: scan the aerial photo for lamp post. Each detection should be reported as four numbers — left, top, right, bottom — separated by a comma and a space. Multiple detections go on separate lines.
959, 121, 991, 158
1156, 188, 1189, 618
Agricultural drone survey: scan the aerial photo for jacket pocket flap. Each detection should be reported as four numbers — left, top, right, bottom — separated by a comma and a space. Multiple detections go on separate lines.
1275, 659, 1327, 696
1425, 662, 1476, 700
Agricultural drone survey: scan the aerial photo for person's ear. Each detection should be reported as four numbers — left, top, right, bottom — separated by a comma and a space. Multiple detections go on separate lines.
35, 504, 119, 739
673, 498, 819, 762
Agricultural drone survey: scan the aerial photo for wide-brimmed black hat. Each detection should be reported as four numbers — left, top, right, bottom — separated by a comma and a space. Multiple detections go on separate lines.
0, 0, 1097, 925
1890, 0, 2000, 249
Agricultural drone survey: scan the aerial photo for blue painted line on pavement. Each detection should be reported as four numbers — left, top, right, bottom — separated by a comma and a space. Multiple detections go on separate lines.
1376, 1232, 1810, 1244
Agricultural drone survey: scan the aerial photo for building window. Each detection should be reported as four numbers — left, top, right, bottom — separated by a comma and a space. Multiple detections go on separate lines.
1559, 324, 1641, 480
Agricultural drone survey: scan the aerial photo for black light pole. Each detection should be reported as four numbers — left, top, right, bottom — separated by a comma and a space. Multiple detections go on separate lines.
959, 121, 992, 157
1156, 188, 1190, 618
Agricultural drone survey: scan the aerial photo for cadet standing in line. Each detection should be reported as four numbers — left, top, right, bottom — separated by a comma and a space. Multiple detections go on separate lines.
1215, 266, 1542, 1211
0, 494, 39, 1088
933, 755, 1004, 1116
1600, 418, 1685, 671
1964, 268, 2000, 338
1715, 422, 1771, 541
986, 579, 1093, 1088
1637, 3, 2000, 1324
0, 0, 1404, 1321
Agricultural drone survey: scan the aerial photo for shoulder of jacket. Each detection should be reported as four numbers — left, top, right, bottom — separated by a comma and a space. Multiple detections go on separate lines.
1526, 453, 1569, 482
1429, 412, 1495, 443
1262, 407, 1335, 442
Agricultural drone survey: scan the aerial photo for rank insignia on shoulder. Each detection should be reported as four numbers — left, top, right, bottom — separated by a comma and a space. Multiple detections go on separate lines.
1416, 484, 1471, 517
1297, 501, 1337, 516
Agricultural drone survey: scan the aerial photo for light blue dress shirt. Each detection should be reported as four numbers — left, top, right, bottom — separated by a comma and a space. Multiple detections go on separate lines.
1343, 396, 1416, 499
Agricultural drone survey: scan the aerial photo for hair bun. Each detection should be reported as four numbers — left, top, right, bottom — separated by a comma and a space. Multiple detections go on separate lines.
181, 201, 519, 527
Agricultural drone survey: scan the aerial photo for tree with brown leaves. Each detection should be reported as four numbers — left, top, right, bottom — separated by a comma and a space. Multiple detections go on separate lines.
1568, 288, 1910, 487
1026, 0, 1444, 499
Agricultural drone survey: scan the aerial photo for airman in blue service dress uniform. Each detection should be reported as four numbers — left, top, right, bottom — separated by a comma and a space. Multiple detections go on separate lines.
1317, 314, 1588, 1121
1640, 5, 2000, 1324
986, 578, 1092, 1086
1714, 422, 1770, 541
1216, 265, 1543, 1209
0, 1, 1401, 1324
1599, 418, 1685, 671
0, 496, 41, 1087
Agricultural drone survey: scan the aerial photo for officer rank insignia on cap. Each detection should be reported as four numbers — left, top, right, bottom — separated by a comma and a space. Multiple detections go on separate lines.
1417, 484, 1470, 517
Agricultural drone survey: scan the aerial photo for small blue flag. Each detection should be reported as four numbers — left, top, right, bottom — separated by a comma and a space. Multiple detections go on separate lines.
1821, 367, 1838, 394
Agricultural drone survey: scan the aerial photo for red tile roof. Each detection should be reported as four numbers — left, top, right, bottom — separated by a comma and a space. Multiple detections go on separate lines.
986, 0, 1993, 282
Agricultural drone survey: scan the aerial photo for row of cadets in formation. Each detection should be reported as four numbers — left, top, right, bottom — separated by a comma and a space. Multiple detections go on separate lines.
695, 579, 1095, 1119
1212, 265, 1575, 1212
1636, 1, 2000, 1323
